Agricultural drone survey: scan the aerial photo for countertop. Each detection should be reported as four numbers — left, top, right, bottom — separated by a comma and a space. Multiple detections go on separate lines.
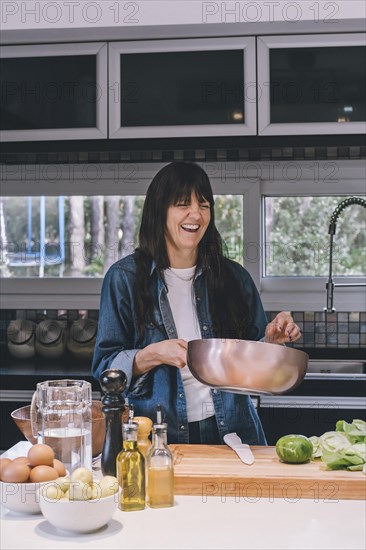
1, 443, 365, 550
1, 494, 365, 550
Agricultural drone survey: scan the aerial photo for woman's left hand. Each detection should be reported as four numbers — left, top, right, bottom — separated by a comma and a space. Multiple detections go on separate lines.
264, 311, 302, 345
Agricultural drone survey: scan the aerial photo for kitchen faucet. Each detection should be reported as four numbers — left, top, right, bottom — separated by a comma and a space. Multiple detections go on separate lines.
325, 196, 366, 313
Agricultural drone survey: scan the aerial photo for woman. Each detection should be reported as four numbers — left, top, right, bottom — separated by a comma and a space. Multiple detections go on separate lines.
92, 162, 301, 445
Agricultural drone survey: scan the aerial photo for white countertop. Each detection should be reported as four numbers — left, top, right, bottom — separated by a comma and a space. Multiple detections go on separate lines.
1, 442, 365, 550
1, 494, 365, 550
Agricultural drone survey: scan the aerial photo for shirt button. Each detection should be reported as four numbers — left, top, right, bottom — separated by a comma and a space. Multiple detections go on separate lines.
179, 393, 184, 399
202, 325, 208, 331
180, 425, 185, 431
220, 421, 225, 426
213, 389, 218, 394
196, 297, 201, 302
168, 328, 174, 334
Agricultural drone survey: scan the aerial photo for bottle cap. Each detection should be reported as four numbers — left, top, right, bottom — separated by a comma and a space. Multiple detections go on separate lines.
152, 422, 168, 432
122, 421, 138, 440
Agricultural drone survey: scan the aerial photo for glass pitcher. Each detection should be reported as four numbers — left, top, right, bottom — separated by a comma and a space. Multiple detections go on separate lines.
31, 379, 92, 473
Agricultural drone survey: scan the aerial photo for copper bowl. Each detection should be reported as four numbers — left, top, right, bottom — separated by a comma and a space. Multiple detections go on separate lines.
11, 400, 112, 457
187, 339, 309, 396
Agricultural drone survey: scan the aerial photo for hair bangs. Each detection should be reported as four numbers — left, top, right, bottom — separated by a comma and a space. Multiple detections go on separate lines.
166, 163, 214, 208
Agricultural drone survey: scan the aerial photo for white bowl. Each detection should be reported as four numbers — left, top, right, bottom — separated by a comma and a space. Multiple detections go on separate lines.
39, 490, 119, 533
0, 480, 50, 514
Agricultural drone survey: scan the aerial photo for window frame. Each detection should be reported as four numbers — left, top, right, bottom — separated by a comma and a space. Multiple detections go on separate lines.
1, 160, 365, 312
108, 37, 257, 139
258, 161, 366, 311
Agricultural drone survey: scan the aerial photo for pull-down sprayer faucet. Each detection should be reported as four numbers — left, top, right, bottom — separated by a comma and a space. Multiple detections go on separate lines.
325, 196, 366, 313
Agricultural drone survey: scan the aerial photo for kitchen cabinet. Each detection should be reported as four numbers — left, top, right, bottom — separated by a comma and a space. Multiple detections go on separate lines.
2, 34, 365, 141
258, 366, 366, 445
109, 37, 257, 138
0, 42, 108, 142
257, 33, 366, 135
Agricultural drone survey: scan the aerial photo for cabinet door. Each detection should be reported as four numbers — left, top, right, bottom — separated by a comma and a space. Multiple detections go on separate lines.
109, 38, 256, 138
258, 396, 366, 445
257, 34, 366, 135
0, 43, 108, 142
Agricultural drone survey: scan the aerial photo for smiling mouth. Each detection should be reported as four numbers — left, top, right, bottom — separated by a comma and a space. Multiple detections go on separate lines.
181, 224, 200, 233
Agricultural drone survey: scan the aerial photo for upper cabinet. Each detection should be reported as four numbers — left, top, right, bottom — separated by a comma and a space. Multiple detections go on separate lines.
257, 33, 366, 135
1, 34, 365, 141
0, 42, 108, 142
108, 38, 256, 138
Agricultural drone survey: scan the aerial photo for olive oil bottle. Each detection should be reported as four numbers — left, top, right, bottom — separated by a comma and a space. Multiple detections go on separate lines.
146, 410, 174, 508
117, 422, 145, 511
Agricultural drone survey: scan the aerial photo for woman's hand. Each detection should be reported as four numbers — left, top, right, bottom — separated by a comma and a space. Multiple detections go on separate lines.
264, 311, 302, 345
133, 339, 188, 376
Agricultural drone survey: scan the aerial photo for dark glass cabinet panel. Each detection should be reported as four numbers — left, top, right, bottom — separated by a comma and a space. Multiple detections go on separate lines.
0, 56, 97, 130
120, 50, 244, 127
270, 46, 366, 123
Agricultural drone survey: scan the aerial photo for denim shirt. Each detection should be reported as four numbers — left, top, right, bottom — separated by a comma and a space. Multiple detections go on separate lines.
92, 253, 268, 445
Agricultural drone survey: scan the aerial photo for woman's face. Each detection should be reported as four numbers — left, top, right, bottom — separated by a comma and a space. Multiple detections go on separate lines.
165, 191, 211, 265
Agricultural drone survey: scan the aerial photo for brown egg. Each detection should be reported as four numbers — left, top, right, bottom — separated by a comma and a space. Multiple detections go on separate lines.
28, 444, 55, 467
53, 459, 66, 477
29, 465, 59, 483
0, 458, 12, 481
13, 456, 31, 466
1, 462, 31, 483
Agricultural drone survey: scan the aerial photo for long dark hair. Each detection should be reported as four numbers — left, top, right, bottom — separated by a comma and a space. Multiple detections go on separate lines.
134, 162, 250, 343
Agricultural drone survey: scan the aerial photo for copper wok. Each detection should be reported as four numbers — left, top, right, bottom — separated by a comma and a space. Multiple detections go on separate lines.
187, 339, 309, 395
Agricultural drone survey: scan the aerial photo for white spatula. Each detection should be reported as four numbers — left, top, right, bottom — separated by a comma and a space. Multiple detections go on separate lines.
223, 432, 255, 465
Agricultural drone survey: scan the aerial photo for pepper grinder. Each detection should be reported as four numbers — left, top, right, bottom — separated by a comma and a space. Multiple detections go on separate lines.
99, 369, 127, 477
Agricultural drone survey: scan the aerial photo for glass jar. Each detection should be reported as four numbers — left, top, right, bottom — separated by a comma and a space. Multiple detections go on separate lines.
146, 422, 174, 508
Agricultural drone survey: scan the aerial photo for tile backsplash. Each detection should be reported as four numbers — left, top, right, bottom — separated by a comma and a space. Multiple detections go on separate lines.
1, 309, 365, 349
267, 311, 366, 348
2, 145, 365, 165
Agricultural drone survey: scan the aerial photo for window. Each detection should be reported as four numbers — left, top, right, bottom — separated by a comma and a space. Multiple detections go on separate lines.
258, 161, 365, 311
264, 196, 366, 277
0, 194, 244, 278
1, 160, 364, 312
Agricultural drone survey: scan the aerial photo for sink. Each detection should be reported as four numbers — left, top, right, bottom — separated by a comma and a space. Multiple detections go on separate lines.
307, 360, 365, 374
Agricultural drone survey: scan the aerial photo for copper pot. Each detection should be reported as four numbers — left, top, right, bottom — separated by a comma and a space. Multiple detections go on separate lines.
187, 339, 308, 396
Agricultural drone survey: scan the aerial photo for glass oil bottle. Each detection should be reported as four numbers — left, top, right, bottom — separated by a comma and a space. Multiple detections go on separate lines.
146, 407, 174, 508
116, 421, 145, 511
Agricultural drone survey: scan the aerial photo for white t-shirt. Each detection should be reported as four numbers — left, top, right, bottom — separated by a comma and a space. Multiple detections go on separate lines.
164, 266, 215, 423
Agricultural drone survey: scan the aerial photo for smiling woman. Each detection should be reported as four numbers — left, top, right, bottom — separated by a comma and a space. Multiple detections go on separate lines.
91, 161, 301, 446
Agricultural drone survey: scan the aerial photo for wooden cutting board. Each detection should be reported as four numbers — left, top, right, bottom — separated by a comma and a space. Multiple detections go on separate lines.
170, 445, 366, 501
